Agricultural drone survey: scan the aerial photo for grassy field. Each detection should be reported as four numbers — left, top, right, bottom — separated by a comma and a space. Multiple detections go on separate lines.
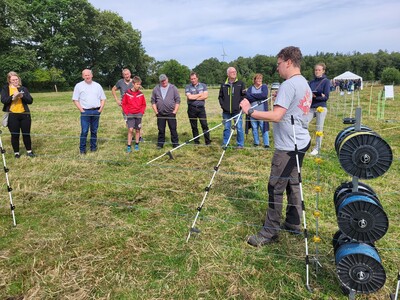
0, 85, 399, 299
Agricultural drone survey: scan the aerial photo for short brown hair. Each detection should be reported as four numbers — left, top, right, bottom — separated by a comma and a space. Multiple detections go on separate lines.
315, 63, 326, 71
253, 73, 263, 83
132, 76, 142, 83
277, 46, 303, 68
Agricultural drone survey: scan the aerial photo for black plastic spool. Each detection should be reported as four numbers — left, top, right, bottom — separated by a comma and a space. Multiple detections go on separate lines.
337, 131, 393, 179
335, 192, 388, 243
335, 242, 386, 294
333, 181, 377, 207
334, 125, 372, 154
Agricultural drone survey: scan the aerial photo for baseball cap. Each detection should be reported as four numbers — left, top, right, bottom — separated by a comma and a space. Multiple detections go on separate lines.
159, 74, 168, 82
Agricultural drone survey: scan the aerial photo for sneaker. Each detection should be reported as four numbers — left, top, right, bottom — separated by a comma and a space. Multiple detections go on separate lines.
139, 136, 144, 142
14, 153, 20, 158
264, 145, 270, 148
157, 145, 163, 149
253, 144, 259, 147
247, 233, 278, 247
27, 152, 35, 158
80, 151, 86, 155
134, 144, 139, 151
310, 149, 319, 156
126, 145, 132, 153
280, 224, 302, 235
236, 146, 244, 150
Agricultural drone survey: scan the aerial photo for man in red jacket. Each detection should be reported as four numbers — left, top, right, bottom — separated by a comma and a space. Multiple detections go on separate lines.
121, 76, 146, 152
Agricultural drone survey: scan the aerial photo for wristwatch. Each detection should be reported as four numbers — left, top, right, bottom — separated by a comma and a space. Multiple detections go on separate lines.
248, 108, 255, 117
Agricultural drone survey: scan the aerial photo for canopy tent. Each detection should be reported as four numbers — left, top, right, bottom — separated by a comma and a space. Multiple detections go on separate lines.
334, 71, 363, 90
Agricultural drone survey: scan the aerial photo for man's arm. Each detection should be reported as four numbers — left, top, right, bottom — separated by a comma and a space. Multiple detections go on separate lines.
98, 99, 105, 113
240, 99, 286, 122
73, 100, 84, 113
151, 103, 158, 115
111, 85, 121, 106
186, 91, 208, 101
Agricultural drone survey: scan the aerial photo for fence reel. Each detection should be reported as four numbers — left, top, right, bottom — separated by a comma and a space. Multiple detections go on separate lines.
335, 126, 392, 179
333, 182, 388, 243
334, 235, 386, 295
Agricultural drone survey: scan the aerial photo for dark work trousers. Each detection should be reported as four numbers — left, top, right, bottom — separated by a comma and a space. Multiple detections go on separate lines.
260, 143, 310, 238
7, 112, 32, 153
157, 113, 179, 148
187, 105, 211, 144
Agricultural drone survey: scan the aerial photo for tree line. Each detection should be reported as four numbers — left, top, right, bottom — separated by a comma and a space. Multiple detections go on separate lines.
1, 0, 400, 91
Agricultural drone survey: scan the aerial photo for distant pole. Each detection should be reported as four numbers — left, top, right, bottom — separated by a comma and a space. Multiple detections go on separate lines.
368, 84, 373, 116
377, 90, 381, 120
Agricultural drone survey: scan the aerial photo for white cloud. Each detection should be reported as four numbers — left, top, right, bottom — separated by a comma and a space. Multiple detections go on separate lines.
89, 0, 400, 68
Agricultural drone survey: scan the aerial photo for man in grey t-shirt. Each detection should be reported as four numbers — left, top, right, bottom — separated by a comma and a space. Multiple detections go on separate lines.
240, 46, 312, 247
185, 72, 211, 145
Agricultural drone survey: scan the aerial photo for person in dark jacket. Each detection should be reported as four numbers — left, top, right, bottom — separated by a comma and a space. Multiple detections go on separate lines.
307, 63, 330, 156
1, 71, 34, 158
218, 67, 246, 148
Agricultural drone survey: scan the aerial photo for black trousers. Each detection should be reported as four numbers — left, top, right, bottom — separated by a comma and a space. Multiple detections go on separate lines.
157, 113, 179, 147
187, 105, 211, 144
8, 112, 32, 153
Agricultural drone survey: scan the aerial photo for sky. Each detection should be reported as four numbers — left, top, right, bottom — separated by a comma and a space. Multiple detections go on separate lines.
89, 0, 400, 69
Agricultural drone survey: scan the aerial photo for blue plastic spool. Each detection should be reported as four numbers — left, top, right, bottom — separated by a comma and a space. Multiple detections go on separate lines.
335, 242, 386, 294
337, 193, 388, 243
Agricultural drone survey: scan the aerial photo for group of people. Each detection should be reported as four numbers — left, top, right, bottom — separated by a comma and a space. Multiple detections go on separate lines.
1, 45, 331, 249
73, 66, 273, 154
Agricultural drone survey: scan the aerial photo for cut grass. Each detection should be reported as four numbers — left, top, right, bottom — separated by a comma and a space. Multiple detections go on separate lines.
0, 85, 399, 299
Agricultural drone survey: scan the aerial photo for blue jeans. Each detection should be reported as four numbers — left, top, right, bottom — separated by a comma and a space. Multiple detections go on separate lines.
250, 118, 269, 146
222, 112, 244, 147
80, 109, 100, 152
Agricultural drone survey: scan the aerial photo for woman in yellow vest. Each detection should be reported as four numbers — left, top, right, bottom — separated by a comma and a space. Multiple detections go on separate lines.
1, 71, 34, 158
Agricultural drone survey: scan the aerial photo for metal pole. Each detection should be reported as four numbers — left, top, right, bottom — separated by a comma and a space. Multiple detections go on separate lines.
186, 110, 244, 242
0, 131, 16, 226
290, 115, 312, 292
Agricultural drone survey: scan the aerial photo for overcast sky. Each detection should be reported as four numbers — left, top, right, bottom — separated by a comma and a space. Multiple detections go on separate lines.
89, 0, 400, 69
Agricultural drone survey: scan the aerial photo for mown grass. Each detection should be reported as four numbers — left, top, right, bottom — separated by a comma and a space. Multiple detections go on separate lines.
0, 85, 399, 299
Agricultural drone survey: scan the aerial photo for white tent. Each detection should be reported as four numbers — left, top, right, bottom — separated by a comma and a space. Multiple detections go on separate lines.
334, 71, 363, 90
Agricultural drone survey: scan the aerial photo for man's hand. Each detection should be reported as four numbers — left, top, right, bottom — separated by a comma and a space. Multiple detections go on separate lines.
240, 99, 250, 114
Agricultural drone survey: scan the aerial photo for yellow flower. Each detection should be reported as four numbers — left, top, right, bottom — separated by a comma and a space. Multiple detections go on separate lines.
313, 236, 322, 243
316, 131, 324, 137
314, 157, 323, 164
314, 186, 322, 193
313, 210, 321, 218
316, 106, 324, 113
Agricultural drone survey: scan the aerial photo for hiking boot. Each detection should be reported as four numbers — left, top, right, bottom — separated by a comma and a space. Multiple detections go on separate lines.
247, 233, 278, 247
280, 224, 302, 235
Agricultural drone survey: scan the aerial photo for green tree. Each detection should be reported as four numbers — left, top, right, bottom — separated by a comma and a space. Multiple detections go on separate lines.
0, 0, 38, 82
158, 60, 190, 88
193, 58, 227, 85
380, 67, 400, 85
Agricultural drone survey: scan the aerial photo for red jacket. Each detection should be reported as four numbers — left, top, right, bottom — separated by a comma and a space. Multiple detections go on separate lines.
122, 89, 146, 115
